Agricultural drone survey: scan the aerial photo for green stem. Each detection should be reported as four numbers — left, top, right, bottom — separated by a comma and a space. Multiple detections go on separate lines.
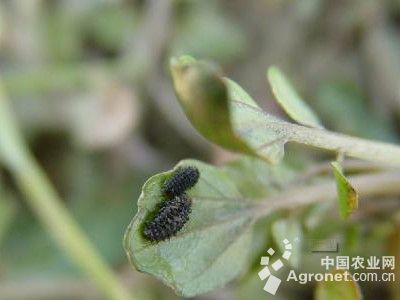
266, 120, 400, 166
234, 100, 400, 166
290, 124, 400, 165
0, 82, 134, 300
256, 171, 400, 217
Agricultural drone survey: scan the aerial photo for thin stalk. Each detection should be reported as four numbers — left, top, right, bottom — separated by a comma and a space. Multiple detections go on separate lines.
276, 121, 400, 166
235, 101, 400, 166
293, 160, 390, 184
0, 82, 134, 300
255, 171, 400, 218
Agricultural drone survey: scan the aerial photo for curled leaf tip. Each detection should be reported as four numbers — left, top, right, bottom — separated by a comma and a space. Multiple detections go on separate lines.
169, 55, 197, 68
169, 56, 288, 164
169, 56, 251, 154
331, 162, 359, 219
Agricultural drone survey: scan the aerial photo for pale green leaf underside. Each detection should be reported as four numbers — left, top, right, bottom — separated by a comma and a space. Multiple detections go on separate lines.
224, 78, 286, 164
124, 157, 293, 297
267, 66, 322, 128
331, 162, 359, 219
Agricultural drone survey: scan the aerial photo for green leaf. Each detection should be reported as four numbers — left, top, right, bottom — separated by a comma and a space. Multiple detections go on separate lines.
124, 157, 293, 297
221, 155, 295, 198
170, 56, 285, 163
267, 66, 322, 128
331, 162, 359, 219
315, 270, 362, 300
224, 77, 286, 163
170, 56, 253, 155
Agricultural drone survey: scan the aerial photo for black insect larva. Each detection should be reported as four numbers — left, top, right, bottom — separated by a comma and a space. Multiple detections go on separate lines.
163, 166, 200, 197
143, 194, 192, 242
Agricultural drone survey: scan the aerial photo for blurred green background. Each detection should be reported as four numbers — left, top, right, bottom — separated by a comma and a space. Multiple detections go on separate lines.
0, 0, 400, 299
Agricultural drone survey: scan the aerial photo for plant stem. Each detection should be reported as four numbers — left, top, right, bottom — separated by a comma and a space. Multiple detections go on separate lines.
293, 160, 390, 184
284, 122, 400, 166
0, 82, 134, 300
256, 171, 400, 217
235, 101, 400, 166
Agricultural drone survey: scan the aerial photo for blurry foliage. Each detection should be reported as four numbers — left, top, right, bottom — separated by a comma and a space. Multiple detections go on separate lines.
313, 81, 399, 142
0, 0, 400, 299
0, 149, 146, 277
171, 1, 246, 63
315, 270, 362, 300
0, 185, 17, 246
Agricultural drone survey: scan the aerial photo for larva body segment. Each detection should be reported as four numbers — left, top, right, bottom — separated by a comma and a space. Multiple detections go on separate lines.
143, 194, 192, 242
163, 166, 200, 197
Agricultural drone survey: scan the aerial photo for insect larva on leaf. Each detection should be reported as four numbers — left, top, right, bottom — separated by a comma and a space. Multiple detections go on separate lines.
163, 166, 200, 197
143, 193, 192, 242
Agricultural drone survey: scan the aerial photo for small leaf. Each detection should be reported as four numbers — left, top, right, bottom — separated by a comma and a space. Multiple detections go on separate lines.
267, 66, 322, 128
331, 162, 359, 219
315, 270, 362, 300
124, 157, 294, 297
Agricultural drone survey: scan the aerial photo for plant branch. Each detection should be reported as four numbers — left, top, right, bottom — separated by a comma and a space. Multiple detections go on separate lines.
255, 171, 400, 218
233, 100, 400, 166
292, 159, 390, 184
0, 82, 134, 300
280, 121, 400, 166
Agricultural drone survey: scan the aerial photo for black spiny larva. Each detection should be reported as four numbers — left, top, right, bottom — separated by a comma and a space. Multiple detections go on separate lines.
163, 166, 200, 197
143, 194, 192, 242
